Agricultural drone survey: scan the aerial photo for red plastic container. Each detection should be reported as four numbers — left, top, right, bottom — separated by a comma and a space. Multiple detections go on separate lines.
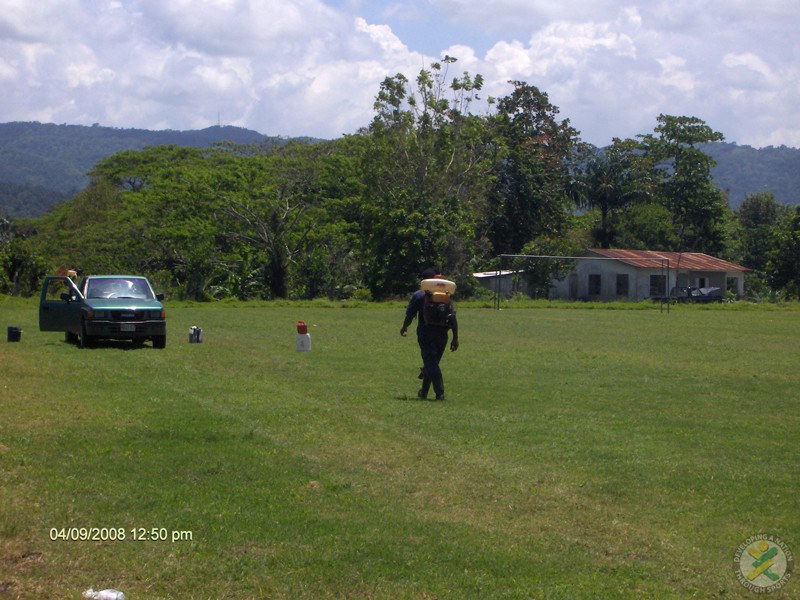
297, 321, 308, 335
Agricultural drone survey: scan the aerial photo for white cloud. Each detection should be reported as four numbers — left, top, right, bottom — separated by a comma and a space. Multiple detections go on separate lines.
354, 17, 412, 59
722, 53, 776, 87
655, 55, 695, 93
433, 0, 627, 28
0, 58, 18, 81
0, 0, 797, 147
485, 41, 537, 81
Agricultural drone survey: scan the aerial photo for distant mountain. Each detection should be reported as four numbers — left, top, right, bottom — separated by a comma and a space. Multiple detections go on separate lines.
0, 122, 308, 217
0, 122, 797, 218
702, 142, 800, 209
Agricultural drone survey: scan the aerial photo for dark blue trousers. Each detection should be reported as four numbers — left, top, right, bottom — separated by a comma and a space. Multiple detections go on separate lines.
418, 325, 449, 398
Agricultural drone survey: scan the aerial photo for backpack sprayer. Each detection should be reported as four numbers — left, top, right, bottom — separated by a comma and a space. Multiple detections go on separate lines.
420, 278, 456, 326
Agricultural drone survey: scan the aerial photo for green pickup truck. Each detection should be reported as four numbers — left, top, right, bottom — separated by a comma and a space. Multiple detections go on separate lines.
39, 275, 167, 348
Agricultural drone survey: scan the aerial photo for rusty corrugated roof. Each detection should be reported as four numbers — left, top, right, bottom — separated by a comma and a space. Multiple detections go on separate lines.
588, 249, 750, 272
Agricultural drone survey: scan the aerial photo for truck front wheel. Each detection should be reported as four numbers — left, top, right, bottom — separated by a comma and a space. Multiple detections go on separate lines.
79, 321, 94, 348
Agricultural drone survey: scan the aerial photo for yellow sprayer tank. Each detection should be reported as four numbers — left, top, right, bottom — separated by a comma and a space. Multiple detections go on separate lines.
421, 278, 456, 301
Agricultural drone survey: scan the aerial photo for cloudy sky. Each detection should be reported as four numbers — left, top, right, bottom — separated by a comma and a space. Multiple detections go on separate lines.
1, 0, 798, 148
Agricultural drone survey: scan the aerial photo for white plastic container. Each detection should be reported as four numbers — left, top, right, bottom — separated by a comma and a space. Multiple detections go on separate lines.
296, 333, 311, 352
420, 278, 456, 296
296, 320, 311, 352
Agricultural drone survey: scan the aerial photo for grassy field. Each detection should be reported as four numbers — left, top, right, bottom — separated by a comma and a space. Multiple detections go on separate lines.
1, 297, 798, 599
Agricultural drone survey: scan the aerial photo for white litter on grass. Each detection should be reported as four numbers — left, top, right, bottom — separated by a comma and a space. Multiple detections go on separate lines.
83, 589, 125, 600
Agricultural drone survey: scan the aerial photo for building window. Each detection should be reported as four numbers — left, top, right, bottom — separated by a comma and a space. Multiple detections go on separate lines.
616, 274, 629, 297
650, 274, 666, 297
588, 274, 601, 295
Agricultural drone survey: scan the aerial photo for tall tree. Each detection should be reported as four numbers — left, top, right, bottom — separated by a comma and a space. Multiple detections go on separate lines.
570, 138, 652, 248
736, 192, 792, 271
614, 201, 681, 251
0, 214, 46, 296
95, 142, 335, 300
222, 142, 329, 299
26, 178, 150, 275
362, 57, 493, 295
638, 115, 727, 253
290, 135, 367, 299
141, 156, 242, 299
92, 146, 209, 192
767, 206, 800, 300
487, 81, 582, 255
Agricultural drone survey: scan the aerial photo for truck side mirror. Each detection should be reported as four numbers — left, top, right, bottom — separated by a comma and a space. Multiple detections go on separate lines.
60, 292, 72, 302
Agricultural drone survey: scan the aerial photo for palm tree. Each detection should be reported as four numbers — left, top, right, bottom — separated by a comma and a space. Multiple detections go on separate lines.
570, 141, 651, 248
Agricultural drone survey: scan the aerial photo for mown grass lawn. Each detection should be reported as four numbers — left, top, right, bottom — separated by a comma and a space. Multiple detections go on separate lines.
1, 297, 798, 599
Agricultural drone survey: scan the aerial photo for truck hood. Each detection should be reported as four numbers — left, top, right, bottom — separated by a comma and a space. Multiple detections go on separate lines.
84, 297, 164, 311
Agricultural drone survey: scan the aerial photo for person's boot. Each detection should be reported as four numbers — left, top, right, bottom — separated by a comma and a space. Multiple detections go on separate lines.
433, 376, 444, 401
418, 377, 431, 400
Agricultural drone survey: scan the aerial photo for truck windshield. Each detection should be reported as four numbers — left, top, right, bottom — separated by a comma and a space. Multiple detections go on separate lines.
85, 278, 154, 300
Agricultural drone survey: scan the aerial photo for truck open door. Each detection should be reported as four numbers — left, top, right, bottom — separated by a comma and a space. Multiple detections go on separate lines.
39, 275, 83, 333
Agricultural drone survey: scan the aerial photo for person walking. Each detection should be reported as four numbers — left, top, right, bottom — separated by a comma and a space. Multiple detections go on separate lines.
400, 268, 459, 400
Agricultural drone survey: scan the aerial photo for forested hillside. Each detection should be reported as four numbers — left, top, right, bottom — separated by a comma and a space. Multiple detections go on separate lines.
0, 122, 298, 216
0, 121, 798, 218
703, 142, 800, 208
